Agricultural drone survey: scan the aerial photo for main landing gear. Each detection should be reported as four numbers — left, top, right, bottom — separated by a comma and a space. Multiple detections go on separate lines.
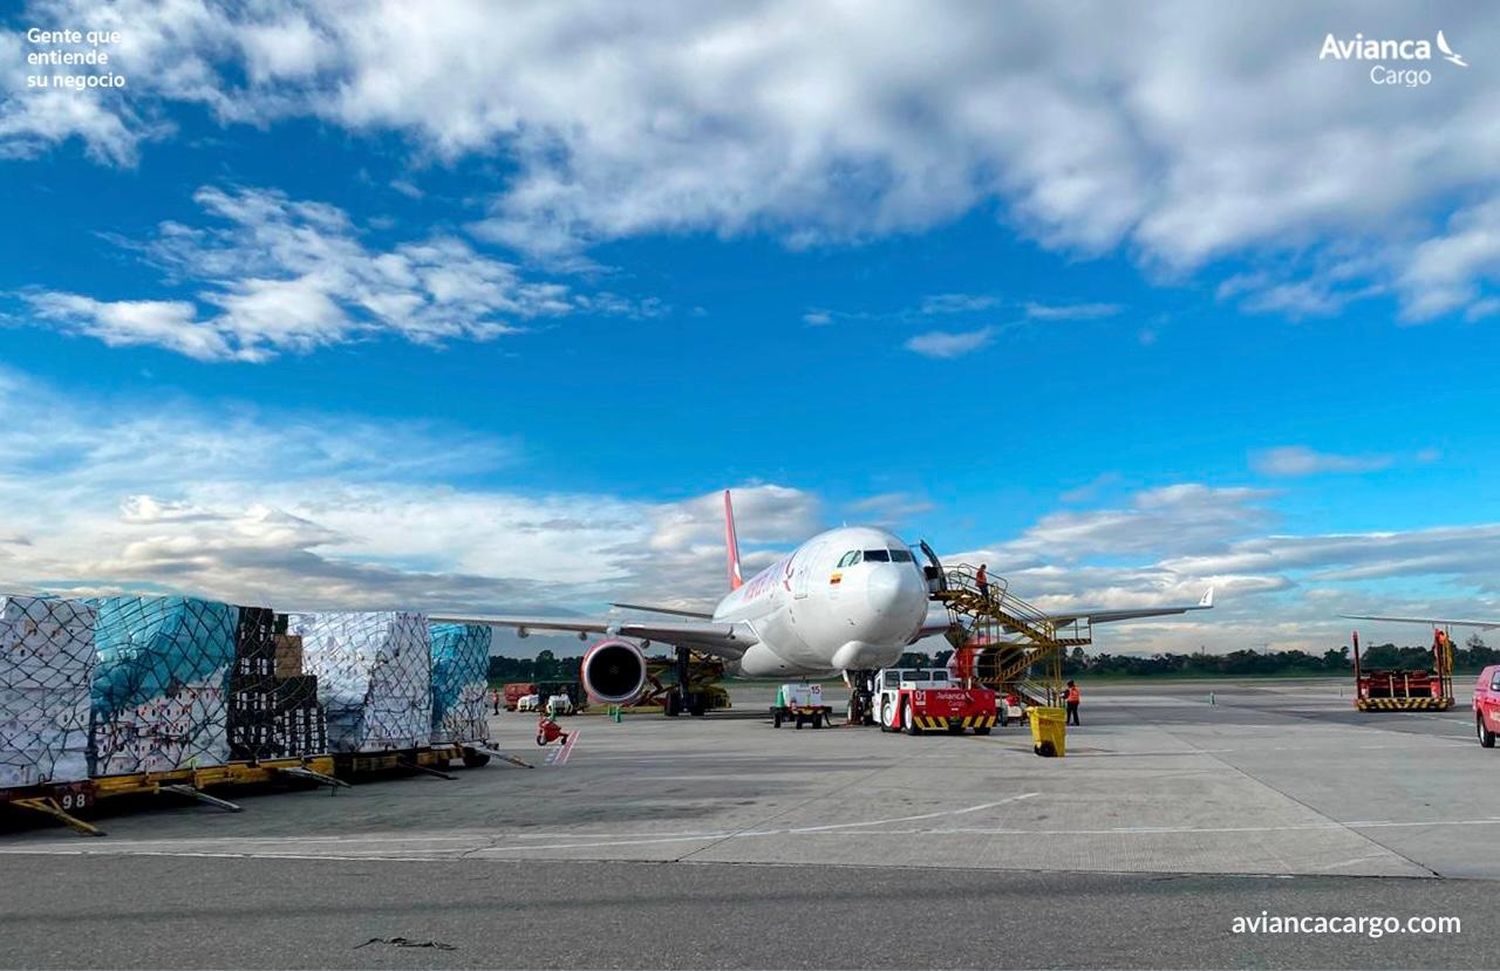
663, 645, 708, 718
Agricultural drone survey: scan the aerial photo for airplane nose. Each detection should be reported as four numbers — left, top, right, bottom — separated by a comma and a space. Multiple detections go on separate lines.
866, 566, 926, 620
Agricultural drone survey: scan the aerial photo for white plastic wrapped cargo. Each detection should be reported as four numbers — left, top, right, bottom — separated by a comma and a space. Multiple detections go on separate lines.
0, 597, 97, 789
289, 612, 432, 752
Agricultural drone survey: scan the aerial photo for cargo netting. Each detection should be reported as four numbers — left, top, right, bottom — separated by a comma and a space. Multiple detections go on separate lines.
289, 611, 431, 753
429, 623, 492, 745
0, 596, 97, 788
90, 596, 237, 775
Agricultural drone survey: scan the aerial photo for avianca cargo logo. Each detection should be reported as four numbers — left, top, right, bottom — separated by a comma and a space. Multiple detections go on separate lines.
1320, 30, 1468, 86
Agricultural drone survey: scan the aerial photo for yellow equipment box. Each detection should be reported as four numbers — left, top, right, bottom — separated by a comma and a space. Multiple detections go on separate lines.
1028, 706, 1066, 757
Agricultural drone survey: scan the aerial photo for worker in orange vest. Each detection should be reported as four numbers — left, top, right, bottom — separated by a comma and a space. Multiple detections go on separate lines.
976, 563, 990, 601
1064, 680, 1081, 726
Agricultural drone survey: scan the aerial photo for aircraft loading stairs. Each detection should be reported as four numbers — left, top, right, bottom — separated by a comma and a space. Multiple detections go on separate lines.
932, 565, 1092, 708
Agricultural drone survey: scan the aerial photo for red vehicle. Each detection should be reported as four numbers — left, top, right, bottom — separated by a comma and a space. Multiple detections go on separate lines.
503, 682, 538, 711
1474, 665, 1500, 747
872, 667, 997, 735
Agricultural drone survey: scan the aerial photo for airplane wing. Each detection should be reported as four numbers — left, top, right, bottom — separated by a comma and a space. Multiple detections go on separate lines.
1036, 587, 1216, 628
426, 613, 753, 658
1341, 613, 1500, 630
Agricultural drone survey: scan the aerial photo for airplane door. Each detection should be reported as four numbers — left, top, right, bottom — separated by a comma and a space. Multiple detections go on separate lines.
793, 544, 824, 600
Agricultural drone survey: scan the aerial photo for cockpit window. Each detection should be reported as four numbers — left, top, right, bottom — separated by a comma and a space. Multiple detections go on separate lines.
837, 550, 861, 568
889, 549, 914, 562
863, 549, 891, 562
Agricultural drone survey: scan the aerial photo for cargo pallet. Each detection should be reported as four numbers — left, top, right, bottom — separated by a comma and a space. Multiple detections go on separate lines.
3, 743, 534, 837
1, 756, 343, 837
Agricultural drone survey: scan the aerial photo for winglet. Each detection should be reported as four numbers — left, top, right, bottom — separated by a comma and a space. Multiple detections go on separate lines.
724, 489, 744, 590
1198, 586, 1215, 609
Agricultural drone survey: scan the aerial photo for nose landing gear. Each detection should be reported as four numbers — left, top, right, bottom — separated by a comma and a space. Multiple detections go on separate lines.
843, 668, 877, 725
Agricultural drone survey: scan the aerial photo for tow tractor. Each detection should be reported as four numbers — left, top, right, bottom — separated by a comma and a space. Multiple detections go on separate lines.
873, 667, 997, 735
771, 682, 834, 729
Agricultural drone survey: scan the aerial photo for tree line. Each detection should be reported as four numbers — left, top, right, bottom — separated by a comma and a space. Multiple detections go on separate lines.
490, 635, 1496, 683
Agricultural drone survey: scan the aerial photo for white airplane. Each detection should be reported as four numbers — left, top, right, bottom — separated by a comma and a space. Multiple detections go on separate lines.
434, 490, 1214, 718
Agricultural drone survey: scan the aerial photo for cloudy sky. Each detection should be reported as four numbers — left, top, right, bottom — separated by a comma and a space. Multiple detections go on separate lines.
2, 1, 1498, 654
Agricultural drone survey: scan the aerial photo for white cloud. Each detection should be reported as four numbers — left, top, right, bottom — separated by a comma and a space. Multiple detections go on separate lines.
1251, 446, 1442, 478
919, 294, 1001, 315
1024, 302, 1122, 320
0, 368, 818, 613
1251, 446, 1395, 477
904, 326, 995, 358
5, 2, 1499, 319
802, 310, 832, 326
14, 184, 622, 360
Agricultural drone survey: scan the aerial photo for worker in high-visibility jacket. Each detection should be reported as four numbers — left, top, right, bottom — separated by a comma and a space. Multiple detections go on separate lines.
1064, 680, 1081, 726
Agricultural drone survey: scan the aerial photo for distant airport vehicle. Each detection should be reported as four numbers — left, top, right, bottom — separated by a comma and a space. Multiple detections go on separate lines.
435, 491, 1213, 723
873, 667, 996, 735
516, 693, 541, 712
770, 682, 833, 729
503, 682, 538, 711
545, 694, 575, 717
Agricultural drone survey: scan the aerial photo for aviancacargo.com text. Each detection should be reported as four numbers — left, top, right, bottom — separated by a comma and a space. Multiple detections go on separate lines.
1232, 912, 1461, 939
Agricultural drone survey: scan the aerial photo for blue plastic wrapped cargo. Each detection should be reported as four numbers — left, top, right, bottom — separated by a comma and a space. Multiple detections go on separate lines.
429, 623, 492, 744
89, 596, 237, 775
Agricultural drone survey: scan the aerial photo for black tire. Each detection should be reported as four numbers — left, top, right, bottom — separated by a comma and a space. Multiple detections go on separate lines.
462, 751, 491, 768
947, 723, 964, 735
1480, 714, 1496, 748
795, 716, 804, 730
812, 713, 823, 729
879, 700, 892, 732
773, 710, 782, 728
904, 702, 919, 736
664, 693, 681, 718
535, 734, 546, 746
1036, 740, 1057, 757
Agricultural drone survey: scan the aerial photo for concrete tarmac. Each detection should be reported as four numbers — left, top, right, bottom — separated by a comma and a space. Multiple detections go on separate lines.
1, 678, 1494, 968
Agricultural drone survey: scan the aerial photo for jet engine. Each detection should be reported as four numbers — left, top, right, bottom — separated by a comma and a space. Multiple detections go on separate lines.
580, 638, 649, 705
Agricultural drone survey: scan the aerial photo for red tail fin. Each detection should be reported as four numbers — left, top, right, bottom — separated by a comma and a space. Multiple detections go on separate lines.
724, 489, 744, 590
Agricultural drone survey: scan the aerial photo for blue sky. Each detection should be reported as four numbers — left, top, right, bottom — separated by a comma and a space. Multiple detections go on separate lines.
2, 1, 1499, 653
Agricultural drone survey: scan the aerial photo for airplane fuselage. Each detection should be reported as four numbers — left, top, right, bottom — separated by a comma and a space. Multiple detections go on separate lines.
710, 525, 931, 678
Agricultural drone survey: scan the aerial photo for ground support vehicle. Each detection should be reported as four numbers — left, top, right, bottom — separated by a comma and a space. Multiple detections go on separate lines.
872, 668, 997, 735
770, 683, 834, 729
1352, 630, 1455, 711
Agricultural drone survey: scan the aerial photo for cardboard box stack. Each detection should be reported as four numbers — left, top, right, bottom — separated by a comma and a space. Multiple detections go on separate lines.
429, 623, 492, 745
0, 596, 97, 789
288, 611, 431, 753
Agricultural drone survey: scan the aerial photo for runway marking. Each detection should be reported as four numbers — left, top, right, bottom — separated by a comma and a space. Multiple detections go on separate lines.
545, 729, 581, 766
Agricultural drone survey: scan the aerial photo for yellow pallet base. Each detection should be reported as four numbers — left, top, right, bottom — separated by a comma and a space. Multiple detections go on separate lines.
91, 756, 338, 799
1356, 697, 1454, 711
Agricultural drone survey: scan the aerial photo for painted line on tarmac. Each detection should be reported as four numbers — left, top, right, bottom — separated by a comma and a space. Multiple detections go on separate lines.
545, 729, 581, 766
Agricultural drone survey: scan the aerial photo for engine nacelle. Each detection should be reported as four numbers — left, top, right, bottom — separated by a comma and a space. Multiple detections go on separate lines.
580, 638, 648, 705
